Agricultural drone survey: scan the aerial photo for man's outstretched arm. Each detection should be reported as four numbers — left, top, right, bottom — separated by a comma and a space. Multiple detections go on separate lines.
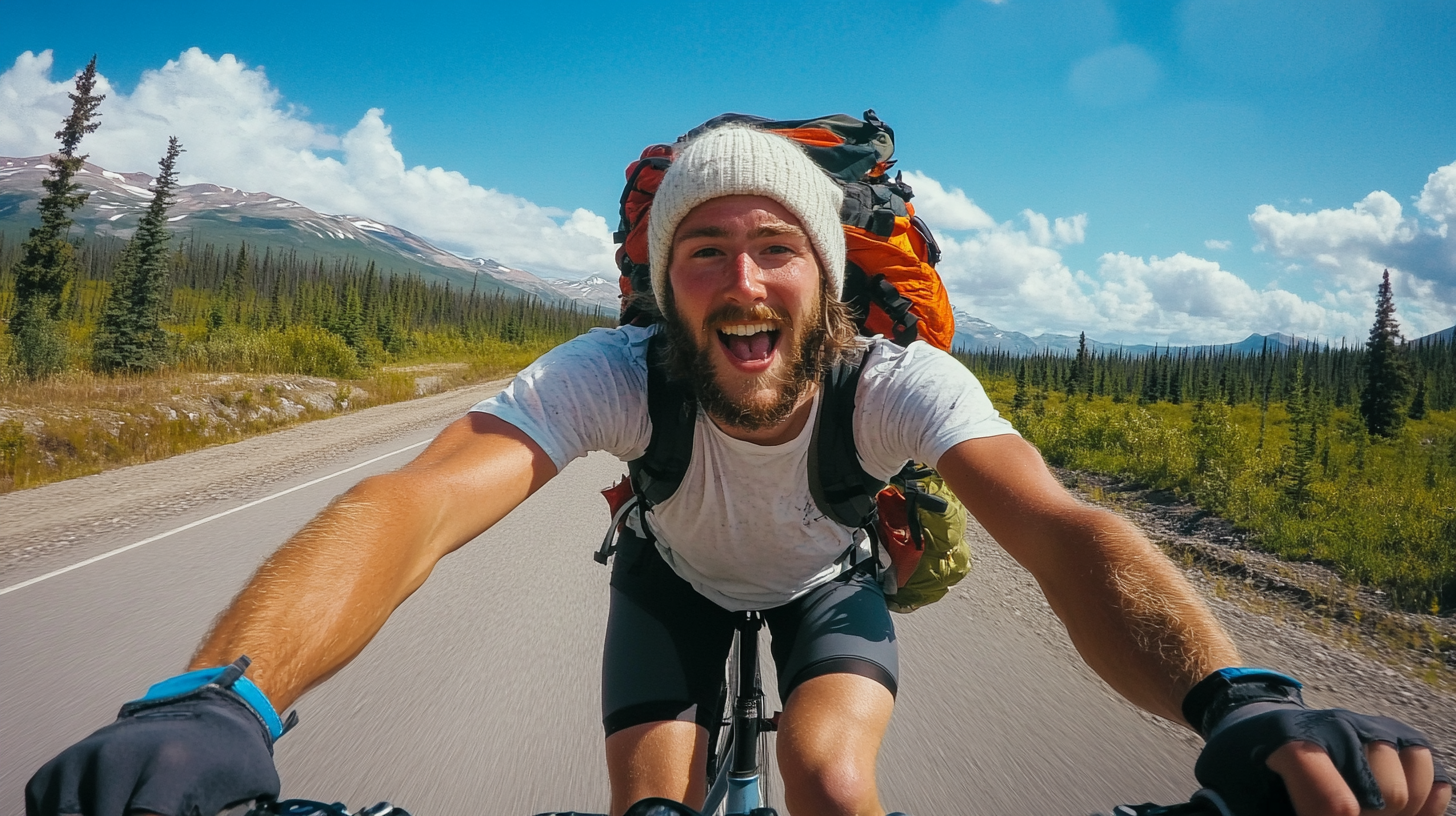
937, 433, 1449, 816
191, 411, 557, 710
935, 433, 1238, 724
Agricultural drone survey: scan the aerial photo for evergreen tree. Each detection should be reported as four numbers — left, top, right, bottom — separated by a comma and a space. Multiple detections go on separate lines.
1068, 331, 1089, 397
1360, 270, 1411, 437
1285, 357, 1317, 507
1011, 360, 1031, 416
1409, 372, 1427, 420
9, 56, 104, 378
93, 137, 183, 373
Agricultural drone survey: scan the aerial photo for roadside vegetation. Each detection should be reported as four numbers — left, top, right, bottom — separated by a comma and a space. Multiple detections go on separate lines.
0, 57, 609, 493
960, 276, 1456, 616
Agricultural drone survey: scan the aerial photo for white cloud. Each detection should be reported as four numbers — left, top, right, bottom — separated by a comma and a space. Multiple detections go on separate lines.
1204, 239, 1232, 250
900, 170, 995, 230
906, 167, 1350, 344
1244, 162, 1456, 336
1021, 209, 1086, 247
1417, 162, 1456, 224
0, 49, 615, 279
1250, 191, 1417, 260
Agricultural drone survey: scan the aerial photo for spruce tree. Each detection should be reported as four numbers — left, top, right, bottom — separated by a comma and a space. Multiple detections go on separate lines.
9, 56, 104, 378
1360, 270, 1411, 437
1409, 372, 1427, 420
93, 137, 183, 373
1285, 356, 1317, 507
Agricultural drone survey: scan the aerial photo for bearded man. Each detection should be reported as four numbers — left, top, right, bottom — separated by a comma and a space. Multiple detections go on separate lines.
29, 126, 1450, 816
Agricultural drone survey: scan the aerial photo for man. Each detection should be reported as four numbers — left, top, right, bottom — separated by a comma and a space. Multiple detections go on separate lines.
29, 126, 1451, 816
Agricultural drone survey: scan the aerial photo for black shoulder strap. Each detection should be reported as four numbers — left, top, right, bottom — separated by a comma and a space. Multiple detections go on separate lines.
808, 354, 886, 529
629, 335, 885, 530
627, 333, 696, 508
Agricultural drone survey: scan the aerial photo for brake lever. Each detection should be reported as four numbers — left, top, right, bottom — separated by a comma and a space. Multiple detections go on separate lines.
1099, 789, 1233, 816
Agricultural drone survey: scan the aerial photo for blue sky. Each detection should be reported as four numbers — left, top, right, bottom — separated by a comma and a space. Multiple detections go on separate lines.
2, 0, 1453, 344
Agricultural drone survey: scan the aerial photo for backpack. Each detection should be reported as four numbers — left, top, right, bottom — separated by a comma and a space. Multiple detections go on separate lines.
613, 111, 955, 349
598, 111, 972, 611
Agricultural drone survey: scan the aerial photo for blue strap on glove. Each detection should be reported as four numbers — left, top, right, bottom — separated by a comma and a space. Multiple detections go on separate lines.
26, 656, 294, 816
1186, 667, 1448, 816
134, 661, 290, 741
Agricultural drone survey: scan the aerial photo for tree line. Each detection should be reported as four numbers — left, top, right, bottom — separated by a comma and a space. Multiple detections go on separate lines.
1, 56, 608, 380
958, 272, 1431, 441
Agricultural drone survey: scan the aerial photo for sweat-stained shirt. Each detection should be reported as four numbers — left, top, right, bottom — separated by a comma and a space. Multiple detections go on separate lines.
471, 324, 1018, 611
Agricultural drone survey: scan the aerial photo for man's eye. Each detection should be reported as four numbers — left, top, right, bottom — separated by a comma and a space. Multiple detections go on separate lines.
763, 244, 793, 255
691, 246, 724, 258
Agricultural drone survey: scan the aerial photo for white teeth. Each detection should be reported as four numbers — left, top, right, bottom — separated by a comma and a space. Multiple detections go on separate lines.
719, 322, 778, 336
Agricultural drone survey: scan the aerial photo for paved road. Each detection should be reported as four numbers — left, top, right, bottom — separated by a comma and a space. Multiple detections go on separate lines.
2, 385, 1211, 816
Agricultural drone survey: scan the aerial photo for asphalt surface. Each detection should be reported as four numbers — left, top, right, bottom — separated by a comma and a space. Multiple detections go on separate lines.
0, 384, 1213, 816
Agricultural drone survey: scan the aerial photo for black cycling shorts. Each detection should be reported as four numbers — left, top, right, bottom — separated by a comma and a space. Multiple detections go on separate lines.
601, 528, 899, 737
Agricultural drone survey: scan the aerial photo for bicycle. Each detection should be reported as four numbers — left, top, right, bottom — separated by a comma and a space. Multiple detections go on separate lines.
232, 611, 1236, 816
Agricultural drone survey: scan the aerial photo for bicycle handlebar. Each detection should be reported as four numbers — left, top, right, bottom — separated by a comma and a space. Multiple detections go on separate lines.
234, 786, 1232, 816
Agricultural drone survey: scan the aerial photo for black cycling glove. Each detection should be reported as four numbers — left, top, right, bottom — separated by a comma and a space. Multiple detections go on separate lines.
1187, 668, 1449, 816
26, 656, 291, 816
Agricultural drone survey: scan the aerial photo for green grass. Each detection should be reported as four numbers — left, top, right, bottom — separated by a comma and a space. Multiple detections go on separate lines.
984, 376, 1456, 615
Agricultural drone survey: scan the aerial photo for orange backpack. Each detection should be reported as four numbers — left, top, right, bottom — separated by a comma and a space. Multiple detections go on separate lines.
612, 110, 956, 351
602, 113, 972, 611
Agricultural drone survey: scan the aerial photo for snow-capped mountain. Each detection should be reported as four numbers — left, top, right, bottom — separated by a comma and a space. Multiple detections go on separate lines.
950, 308, 1323, 356
0, 156, 615, 311
545, 275, 620, 311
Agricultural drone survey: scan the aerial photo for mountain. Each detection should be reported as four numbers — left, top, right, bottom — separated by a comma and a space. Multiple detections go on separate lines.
0, 155, 617, 311
950, 309, 1325, 356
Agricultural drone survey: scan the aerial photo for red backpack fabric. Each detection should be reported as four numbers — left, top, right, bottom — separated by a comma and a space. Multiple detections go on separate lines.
612, 111, 956, 351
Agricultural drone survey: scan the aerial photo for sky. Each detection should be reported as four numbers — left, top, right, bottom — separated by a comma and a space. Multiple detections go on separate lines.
1, 0, 1453, 345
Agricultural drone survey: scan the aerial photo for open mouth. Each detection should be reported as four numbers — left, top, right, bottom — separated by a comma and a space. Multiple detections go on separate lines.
717, 321, 781, 363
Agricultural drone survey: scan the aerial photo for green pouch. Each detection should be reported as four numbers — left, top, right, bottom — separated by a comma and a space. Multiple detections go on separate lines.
886, 470, 970, 613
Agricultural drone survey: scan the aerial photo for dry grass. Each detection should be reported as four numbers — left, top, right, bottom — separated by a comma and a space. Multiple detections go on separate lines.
0, 352, 538, 494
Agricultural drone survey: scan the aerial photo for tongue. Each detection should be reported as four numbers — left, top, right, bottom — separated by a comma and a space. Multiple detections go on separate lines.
725, 332, 773, 362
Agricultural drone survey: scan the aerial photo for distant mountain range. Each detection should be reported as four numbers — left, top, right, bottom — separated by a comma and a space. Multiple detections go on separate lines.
8, 155, 1448, 352
946, 309, 1434, 356
0, 156, 620, 312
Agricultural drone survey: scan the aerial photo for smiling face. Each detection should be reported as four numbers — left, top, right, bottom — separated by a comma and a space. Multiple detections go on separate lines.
660, 195, 830, 434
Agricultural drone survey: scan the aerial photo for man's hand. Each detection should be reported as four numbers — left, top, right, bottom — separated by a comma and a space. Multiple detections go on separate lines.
1186, 670, 1451, 815
1199, 707, 1451, 816
1270, 739, 1448, 816
26, 660, 280, 816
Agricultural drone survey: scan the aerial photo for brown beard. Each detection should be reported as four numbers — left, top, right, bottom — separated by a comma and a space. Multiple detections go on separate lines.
659, 293, 830, 432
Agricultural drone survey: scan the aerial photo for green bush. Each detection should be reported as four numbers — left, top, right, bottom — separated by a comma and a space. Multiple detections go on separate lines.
183, 326, 361, 378
1002, 387, 1456, 614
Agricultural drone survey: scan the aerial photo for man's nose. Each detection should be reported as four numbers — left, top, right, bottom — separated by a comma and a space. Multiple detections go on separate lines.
726, 252, 768, 302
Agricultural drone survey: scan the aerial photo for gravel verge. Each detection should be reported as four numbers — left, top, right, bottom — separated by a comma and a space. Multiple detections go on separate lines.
1053, 468, 1456, 792
0, 378, 509, 581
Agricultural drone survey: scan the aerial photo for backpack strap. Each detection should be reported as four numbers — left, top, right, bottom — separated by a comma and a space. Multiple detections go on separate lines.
625, 337, 886, 537
807, 354, 886, 529
627, 333, 696, 510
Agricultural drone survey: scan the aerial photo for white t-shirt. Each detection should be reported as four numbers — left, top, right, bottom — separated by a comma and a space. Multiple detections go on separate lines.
472, 324, 1017, 610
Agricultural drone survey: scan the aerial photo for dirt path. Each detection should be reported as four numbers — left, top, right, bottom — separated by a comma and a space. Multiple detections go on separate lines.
0, 378, 510, 580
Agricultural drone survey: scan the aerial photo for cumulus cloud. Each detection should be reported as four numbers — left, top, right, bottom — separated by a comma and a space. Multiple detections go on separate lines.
1204, 239, 1231, 250
900, 170, 995, 230
908, 169, 1354, 344
1417, 163, 1456, 224
1247, 162, 1456, 335
0, 49, 614, 278
1022, 209, 1086, 247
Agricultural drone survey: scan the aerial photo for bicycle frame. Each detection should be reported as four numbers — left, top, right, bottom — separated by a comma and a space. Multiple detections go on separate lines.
703, 612, 774, 816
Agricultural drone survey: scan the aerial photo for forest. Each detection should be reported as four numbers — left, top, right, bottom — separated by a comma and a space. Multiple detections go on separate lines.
958, 286, 1456, 616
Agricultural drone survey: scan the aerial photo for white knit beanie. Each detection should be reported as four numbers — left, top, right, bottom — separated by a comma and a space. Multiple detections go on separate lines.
648, 125, 846, 308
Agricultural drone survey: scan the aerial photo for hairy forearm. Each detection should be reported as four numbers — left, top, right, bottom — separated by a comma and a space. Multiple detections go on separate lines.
938, 436, 1241, 727
190, 473, 447, 709
188, 413, 555, 711
1025, 504, 1240, 725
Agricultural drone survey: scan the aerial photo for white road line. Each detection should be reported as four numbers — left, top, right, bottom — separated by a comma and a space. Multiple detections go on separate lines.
0, 439, 431, 597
